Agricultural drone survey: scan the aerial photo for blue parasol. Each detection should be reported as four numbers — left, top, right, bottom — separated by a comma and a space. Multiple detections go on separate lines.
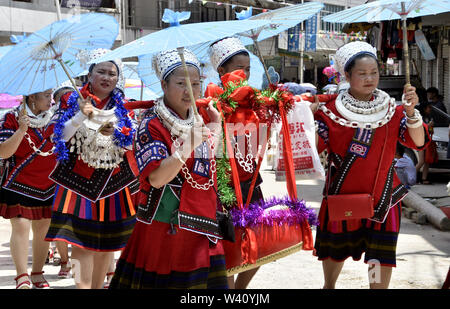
137, 39, 266, 96
94, 9, 271, 116
322, 0, 450, 84
0, 13, 118, 96
0, 46, 12, 60
239, 2, 325, 44
235, 2, 324, 82
92, 9, 271, 62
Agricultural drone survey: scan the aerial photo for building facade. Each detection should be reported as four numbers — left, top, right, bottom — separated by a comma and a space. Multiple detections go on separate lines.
0, 0, 448, 109
0, 0, 121, 45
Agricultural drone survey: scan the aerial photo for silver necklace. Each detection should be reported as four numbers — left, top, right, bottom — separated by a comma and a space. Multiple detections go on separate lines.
322, 89, 396, 129
340, 89, 389, 115
154, 98, 194, 141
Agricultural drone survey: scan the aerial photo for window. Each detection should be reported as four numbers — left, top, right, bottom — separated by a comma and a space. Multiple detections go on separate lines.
201, 4, 226, 22
320, 4, 345, 33
127, 0, 135, 27
60, 0, 116, 8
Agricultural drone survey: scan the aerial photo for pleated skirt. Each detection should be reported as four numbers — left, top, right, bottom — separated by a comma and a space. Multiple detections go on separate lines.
314, 201, 402, 267
109, 220, 228, 289
45, 185, 136, 252
0, 188, 52, 220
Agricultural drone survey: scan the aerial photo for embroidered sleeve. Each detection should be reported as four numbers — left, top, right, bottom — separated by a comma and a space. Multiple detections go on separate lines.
316, 120, 329, 144
398, 116, 408, 142
134, 115, 169, 179
0, 113, 18, 143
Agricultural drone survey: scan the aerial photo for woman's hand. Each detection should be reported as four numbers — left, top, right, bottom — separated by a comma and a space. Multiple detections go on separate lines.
403, 84, 425, 147
180, 122, 210, 159
18, 108, 30, 134
310, 95, 320, 114
205, 101, 221, 123
79, 97, 94, 118
205, 100, 222, 135
403, 84, 419, 117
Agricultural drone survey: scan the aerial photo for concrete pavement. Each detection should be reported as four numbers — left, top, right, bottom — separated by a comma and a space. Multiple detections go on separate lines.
0, 163, 449, 289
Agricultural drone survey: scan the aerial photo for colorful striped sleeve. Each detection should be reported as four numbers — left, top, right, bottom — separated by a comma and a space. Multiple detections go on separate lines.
134, 112, 169, 179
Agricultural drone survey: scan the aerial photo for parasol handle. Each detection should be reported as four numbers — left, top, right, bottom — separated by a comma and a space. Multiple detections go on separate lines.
401, 5, 410, 86
251, 34, 271, 85
48, 42, 84, 99
177, 47, 201, 120
140, 80, 144, 101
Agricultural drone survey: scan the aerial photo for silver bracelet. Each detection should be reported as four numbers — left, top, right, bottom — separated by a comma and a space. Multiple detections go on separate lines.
406, 118, 423, 129
405, 110, 423, 129
404, 108, 421, 121
172, 150, 186, 164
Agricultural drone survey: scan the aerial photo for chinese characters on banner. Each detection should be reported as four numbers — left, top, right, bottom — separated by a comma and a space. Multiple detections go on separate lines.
305, 14, 318, 52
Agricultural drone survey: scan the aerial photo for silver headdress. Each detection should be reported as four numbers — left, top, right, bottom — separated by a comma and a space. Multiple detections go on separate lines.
208, 37, 248, 71
333, 41, 377, 77
152, 49, 200, 81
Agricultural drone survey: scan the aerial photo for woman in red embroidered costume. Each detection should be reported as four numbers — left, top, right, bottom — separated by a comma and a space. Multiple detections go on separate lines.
199, 37, 316, 289
310, 41, 430, 289
206, 37, 262, 289
44, 49, 138, 289
0, 89, 56, 289
109, 48, 227, 289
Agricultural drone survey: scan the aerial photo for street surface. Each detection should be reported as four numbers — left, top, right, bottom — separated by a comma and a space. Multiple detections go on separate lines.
0, 162, 449, 289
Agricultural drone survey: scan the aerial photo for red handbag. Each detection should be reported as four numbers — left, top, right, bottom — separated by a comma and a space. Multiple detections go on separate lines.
325, 126, 388, 222
326, 193, 374, 221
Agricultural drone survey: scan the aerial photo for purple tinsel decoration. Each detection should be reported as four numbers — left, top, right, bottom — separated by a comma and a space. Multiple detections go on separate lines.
229, 196, 319, 229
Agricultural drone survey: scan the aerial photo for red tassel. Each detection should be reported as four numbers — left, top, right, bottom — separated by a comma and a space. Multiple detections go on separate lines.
217, 104, 244, 209
241, 228, 258, 265
278, 101, 298, 200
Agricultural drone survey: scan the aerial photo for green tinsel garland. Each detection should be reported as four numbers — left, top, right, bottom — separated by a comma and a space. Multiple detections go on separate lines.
216, 156, 236, 209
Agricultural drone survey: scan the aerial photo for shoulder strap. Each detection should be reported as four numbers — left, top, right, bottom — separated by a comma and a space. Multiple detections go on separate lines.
326, 124, 389, 197
371, 124, 388, 196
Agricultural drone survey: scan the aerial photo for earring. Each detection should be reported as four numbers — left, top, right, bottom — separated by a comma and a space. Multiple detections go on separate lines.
32, 102, 36, 110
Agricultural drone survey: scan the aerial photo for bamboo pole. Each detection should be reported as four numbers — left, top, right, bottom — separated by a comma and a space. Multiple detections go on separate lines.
250, 30, 271, 85
177, 47, 201, 119
54, 0, 62, 21
49, 43, 83, 99
401, 3, 410, 86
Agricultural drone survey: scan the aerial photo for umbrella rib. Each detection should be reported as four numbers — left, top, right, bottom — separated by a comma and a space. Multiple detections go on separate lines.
1, 56, 38, 92
11, 60, 39, 95
0, 14, 119, 95
42, 59, 48, 91
27, 59, 45, 94
53, 61, 60, 88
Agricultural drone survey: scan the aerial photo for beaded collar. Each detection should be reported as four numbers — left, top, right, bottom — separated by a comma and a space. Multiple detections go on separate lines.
154, 97, 195, 140
322, 88, 396, 129
335, 89, 393, 123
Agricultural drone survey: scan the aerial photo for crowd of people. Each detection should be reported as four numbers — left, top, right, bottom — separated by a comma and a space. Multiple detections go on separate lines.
0, 36, 442, 290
